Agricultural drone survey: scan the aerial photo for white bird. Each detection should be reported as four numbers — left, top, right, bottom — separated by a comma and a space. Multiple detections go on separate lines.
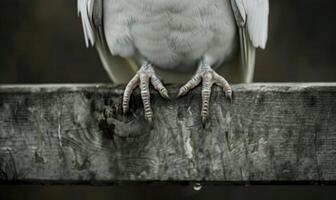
78, 0, 269, 123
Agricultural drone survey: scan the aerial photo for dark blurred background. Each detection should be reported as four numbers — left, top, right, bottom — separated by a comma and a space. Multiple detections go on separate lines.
0, 0, 335, 83
0, 0, 336, 199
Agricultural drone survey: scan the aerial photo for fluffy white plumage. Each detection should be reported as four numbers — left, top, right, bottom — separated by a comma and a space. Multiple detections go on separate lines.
104, 0, 237, 71
78, 0, 269, 83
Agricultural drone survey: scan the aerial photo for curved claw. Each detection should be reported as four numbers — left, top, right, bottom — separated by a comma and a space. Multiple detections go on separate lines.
177, 74, 201, 98
213, 72, 232, 102
226, 90, 233, 103
151, 75, 170, 99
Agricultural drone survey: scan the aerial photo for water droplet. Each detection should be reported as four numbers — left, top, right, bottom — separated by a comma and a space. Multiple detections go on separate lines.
193, 183, 202, 191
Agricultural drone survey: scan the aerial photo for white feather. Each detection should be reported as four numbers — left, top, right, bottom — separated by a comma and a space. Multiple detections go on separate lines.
232, 0, 269, 49
77, 0, 137, 83
78, 0, 96, 47
230, 0, 269, 83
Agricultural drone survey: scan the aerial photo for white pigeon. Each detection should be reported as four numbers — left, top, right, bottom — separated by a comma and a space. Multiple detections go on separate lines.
78, 0, 269, 123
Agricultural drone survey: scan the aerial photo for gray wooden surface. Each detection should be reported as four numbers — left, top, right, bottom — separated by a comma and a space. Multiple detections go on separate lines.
0, 83, 335, 184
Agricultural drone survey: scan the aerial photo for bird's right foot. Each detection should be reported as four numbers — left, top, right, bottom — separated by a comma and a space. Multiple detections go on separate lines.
177, 61, 232, 123
122, 62, 169, 123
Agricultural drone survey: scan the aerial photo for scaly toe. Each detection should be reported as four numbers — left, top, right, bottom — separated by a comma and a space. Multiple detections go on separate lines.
123, 74, 140, 114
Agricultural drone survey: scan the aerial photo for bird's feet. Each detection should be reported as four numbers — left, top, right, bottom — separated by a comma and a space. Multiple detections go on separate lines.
122, 62, 169, 123
177, 62, 232, 123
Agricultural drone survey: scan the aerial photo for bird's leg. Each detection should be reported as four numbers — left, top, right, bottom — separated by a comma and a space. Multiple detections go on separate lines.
122, 62, 169, 123
177, 59, 232, 123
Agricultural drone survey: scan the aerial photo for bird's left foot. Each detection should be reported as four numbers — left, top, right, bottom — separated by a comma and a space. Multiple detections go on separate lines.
122, 62, 169, 123
177, 62, 232, 123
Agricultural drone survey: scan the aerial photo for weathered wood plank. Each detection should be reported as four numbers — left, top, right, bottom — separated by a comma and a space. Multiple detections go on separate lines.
0, 83, 335, 184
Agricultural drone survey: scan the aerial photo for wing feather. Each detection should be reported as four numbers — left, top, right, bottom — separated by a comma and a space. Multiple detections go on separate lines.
78, 0, 95, 47
230, 0, 269, 82
77, 0, 137, 83
245, 0, 269, 49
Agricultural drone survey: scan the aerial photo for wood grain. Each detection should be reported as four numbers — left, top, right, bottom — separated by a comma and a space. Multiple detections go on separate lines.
0, 83, 335, 184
